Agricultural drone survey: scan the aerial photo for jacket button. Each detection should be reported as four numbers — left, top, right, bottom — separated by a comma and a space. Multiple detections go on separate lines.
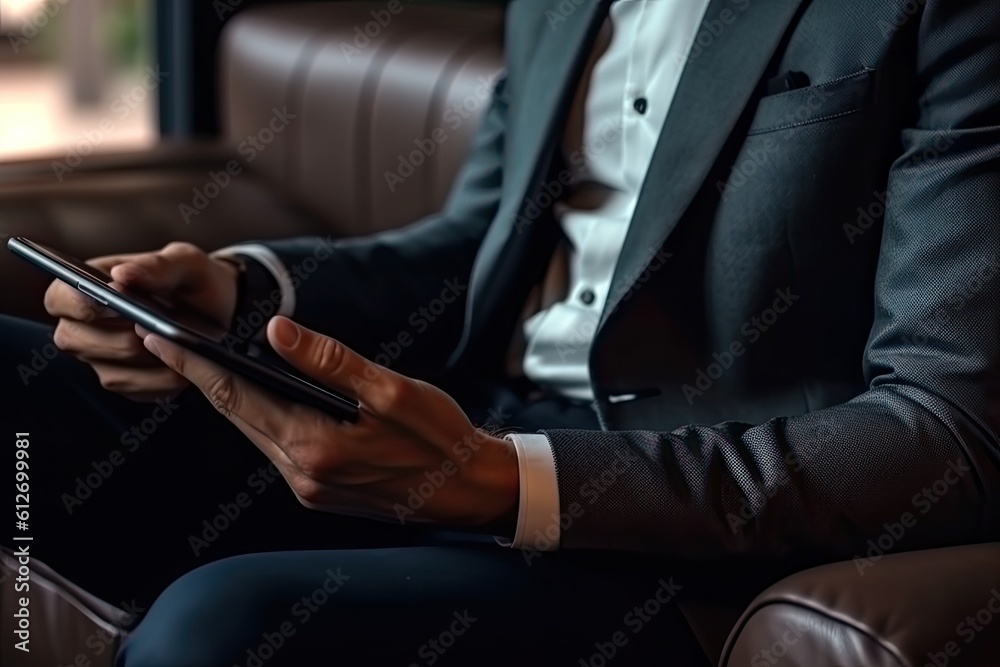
633, 97, 648, 115
579, 288, 596, 305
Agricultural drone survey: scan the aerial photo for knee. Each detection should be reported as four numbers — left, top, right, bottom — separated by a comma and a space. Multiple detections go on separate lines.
115, 556, 269, 667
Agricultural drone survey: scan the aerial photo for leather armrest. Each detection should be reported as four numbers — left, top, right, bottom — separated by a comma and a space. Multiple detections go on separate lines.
722, 543, 1000, 667
0, 140, 230, 187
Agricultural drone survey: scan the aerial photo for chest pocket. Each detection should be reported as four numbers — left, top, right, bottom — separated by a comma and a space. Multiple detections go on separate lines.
746, 68, 876, 136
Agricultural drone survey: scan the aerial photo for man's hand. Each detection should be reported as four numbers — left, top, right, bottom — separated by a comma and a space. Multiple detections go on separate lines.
44, 242, 240, 402
139, 315, 520, 532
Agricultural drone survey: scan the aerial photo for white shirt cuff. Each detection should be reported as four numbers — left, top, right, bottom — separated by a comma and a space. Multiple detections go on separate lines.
211, 243, 296, 318
495, 433, 561, 551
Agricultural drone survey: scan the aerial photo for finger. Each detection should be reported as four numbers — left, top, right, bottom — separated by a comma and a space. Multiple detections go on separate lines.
141, 332, 297, 441
88, 253, 140, 272
44, 280, 116, 321
270, 319, 481, 453
266, 316, 412, 418
109, 242, 204, 293
88, 362, 188, 398
142, 326, 360, 480
140, 333, 325, 475
54, 318, 157, 363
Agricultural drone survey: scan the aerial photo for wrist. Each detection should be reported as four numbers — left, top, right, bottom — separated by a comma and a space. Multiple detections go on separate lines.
469, 435, 520, 538
215, 253, 282, 340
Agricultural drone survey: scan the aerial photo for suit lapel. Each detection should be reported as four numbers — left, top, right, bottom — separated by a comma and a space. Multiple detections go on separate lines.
599, 0, 806, 329
455, 0, 612, 363
501, 0, 613, 211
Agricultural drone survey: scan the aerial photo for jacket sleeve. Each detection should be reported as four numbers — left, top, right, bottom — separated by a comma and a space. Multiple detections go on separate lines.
543, 0, 1000, 558
258, 75, 509, 374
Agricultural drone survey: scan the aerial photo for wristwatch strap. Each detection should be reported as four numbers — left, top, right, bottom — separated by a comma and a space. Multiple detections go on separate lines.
218, 253, 282, 342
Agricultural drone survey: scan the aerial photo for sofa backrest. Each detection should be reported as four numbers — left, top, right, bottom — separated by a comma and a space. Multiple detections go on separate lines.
219, 2, 505, 236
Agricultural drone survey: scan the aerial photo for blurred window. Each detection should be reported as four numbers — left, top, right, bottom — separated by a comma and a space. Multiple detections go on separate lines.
0, 0, 156, 161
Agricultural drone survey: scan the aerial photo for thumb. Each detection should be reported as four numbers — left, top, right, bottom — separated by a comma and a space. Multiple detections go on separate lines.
109, 245, 198, 293
267, 316, 400, 410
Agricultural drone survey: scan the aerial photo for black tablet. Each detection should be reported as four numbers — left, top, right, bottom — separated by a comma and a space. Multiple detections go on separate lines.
8, 236, 359, 423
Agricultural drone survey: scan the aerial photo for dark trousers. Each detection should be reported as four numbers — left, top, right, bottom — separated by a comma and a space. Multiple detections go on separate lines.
1, 314, 712, 666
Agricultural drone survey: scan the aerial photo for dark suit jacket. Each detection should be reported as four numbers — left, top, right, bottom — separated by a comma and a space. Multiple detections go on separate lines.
262, 0, 1000, 559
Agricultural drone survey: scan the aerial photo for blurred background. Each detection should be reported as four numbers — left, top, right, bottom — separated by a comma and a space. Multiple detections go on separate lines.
0, 0, 504, 324
0, 0, 501, 163
0, 0, 156, 160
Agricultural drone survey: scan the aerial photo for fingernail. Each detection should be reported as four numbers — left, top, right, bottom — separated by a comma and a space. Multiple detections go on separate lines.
143, 336, 160, 356
272, 317, 300, 348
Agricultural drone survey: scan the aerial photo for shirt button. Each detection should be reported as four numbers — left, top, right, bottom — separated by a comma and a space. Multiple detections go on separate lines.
633, 97, 648, 115
579, 288, 596, 305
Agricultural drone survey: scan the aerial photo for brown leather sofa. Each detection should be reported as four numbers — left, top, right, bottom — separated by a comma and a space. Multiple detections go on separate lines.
1, 4, 997, 666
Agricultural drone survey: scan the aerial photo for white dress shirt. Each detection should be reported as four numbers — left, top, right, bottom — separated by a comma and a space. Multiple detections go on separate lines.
218, 0, 711, 551
506, 0, 710, 550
